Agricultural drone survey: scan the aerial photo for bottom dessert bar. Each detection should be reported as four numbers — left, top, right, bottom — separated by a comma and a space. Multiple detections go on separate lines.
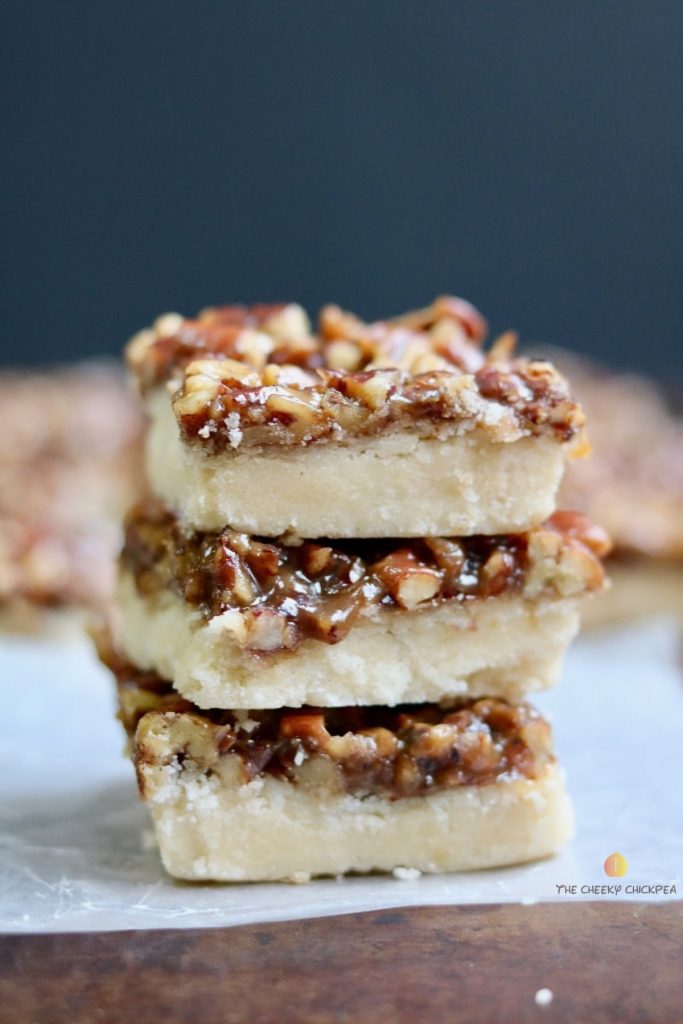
109, 651, 573, 882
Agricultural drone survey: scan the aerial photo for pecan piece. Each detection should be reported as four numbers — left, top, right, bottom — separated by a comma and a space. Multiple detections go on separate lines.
374, 549, 441, 610
279, 713, 330, 750
299, 543, 335, 577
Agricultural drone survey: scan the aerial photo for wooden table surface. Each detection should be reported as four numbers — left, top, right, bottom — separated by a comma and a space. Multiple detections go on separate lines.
1, 901, 681, 1024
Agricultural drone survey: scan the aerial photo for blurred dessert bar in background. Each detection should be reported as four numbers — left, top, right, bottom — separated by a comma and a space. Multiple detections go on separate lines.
551, 351, 683, 626
0, 363, 143, 631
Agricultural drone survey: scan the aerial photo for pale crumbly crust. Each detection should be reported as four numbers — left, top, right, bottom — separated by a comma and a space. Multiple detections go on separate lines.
145, 765, 573, 881
116, 571, 587, 708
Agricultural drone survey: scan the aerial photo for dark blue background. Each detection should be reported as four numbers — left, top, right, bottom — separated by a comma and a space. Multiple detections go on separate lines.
2, 1, 682, 378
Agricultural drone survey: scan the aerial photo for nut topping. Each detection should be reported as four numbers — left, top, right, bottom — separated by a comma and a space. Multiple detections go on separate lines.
126, 296, 585, 450
374, 549, 442, 610
121, 504, 609, 654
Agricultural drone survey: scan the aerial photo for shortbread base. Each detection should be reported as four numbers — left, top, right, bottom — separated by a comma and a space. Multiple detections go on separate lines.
117, 572, 583, 708
143, 760, 572, 882
145, 390, 567, 536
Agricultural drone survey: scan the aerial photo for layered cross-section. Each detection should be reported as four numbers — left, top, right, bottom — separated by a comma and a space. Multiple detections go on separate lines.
117, 505, 609, 708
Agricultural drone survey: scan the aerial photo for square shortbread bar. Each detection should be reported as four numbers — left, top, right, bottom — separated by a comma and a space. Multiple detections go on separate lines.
127, 297, 586, 537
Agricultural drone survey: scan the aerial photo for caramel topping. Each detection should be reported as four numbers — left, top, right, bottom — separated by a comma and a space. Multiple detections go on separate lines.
121, 504, 609, 654
101, 642, 553, 800
126, 297, 584, 449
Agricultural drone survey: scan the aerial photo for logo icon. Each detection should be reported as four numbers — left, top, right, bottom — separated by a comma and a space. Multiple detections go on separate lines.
604, 851, 628, 877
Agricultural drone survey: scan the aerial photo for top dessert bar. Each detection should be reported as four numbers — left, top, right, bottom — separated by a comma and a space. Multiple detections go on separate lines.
127, 297, 586, 537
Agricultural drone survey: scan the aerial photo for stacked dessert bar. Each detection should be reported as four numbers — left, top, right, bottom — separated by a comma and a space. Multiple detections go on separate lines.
102, 296, 610, 881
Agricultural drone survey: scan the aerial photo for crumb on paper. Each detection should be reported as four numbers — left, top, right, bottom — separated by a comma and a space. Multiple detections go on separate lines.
393, 867, 422, 881
289, 871, 311, 885
534, 988, 553, 1007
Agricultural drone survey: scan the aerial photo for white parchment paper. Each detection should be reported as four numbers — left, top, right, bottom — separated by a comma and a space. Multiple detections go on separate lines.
1, 618, 681, 933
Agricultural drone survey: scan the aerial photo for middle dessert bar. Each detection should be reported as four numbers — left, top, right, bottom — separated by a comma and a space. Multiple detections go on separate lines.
117, 504, 609, 709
